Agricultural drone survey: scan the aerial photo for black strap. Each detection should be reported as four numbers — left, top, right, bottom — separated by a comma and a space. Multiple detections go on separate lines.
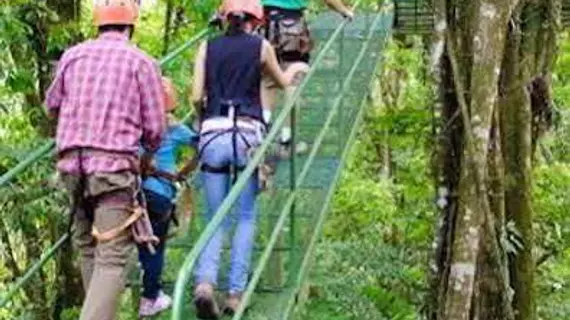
264, 6, 304, 19
198, 126, 255, 179
67, 149, 94, 233
200, 162, 246, 174
232, 111, 239, 184
198, 129, 231, 160
170, 204, 179, 227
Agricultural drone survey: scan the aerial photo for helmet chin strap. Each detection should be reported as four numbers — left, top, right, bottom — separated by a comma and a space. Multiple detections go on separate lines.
128, 26, 134, 39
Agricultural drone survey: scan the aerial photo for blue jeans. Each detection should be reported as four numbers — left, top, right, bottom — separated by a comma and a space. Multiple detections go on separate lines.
195, 130, 260, 294
138, 190, 173, 299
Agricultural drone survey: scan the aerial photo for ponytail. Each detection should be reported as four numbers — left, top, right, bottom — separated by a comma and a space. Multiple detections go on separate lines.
226, 12, 250, 36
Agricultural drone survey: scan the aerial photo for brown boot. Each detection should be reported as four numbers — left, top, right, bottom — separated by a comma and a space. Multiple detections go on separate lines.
194, 283, 220, 319
223, 293, 243, 316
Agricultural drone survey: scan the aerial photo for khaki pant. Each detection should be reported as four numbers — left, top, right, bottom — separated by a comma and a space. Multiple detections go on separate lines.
61, 171, 136, 320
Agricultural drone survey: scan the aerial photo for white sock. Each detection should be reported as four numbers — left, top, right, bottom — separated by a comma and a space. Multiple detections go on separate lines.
281, 127, 292, 143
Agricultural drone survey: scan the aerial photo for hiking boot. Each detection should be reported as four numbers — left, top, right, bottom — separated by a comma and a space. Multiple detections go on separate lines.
139, 291, 172, 317
194, 283, 220, 319
223, 293, 243, 316
277, 140, 309, 159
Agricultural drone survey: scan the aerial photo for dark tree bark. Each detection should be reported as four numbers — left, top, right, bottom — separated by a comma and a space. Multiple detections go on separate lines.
42, 1, 85, 317
429, 1, 520, 319
162, 0, 175, 55
498, 1, 558, 320
429, 0, 559, 319
3, 1, 84, 318
10, 0, 82, 136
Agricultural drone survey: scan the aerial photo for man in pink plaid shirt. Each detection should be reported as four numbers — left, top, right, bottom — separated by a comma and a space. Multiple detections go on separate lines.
44, 1, 165, 319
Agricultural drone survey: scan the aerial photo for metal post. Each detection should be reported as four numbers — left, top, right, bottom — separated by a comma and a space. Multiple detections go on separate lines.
415, 0, 419, 31
287, 95, 298, 287
265, 192, 284, 289
338, 27, 345, 153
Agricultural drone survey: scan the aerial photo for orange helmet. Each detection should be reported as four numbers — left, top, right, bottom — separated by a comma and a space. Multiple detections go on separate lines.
220, 0, 264, 21
93, 0, 140, 27
162, 77, 177, 111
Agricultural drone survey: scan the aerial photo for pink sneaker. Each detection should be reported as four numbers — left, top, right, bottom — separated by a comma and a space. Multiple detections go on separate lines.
139, 291, 172, 317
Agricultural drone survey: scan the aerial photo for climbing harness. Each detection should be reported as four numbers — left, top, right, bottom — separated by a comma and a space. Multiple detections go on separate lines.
142, 160, 198, 233
65, 148, 93, 235
90, 185, 160, 253
62, 148, 159, 253
199, 100, 267, 185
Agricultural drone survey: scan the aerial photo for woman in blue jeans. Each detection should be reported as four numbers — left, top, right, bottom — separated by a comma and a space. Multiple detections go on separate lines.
190, 0, 308, 318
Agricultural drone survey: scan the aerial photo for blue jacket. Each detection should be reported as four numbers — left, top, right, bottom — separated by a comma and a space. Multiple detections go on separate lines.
142, 123, 198, 200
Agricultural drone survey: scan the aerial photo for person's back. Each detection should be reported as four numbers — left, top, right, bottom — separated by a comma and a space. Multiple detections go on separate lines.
190, 1, 304, 317
47, 31, 164, 174
143, 122, 198, 199
204, 33, 264, 124
258, 0, 352, 155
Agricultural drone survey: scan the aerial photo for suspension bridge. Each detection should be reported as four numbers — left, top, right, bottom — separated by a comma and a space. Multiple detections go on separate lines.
0, 1, 431, 319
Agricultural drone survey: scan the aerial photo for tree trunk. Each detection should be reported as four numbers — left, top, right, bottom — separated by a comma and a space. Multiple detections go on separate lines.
431, 0, 559, 319
499, 6, 534, 319
497, 1, 558, 319
431, 1, 521, 319
10, 0, 82, 136
162, 0, 175, 55
4, 1, 85, 317
427, 1, 453, 318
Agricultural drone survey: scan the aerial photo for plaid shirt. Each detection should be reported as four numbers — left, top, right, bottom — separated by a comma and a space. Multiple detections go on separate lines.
45, 32, 165, 174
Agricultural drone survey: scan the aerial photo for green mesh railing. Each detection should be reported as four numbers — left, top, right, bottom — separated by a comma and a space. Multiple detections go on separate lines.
0, 28, 211, 309
170, 3, 393, 318
393, 0, 433, 34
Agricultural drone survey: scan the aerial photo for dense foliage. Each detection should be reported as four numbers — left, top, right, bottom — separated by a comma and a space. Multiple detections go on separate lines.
1, 1, 570, 319
297, 40, 432, 320
299, 36, 570, 319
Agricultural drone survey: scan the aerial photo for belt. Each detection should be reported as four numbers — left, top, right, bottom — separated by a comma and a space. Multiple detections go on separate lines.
201, 118, 264, 135
58, 147, 140, 173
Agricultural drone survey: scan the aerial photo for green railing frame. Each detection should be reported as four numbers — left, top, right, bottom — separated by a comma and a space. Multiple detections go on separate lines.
0, 28, 211, 309
170, 1, 380, 318
232, 11, 388, 320
282, 14, 393, 319
393, 0, 433, 34
0, 141, 55, 187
